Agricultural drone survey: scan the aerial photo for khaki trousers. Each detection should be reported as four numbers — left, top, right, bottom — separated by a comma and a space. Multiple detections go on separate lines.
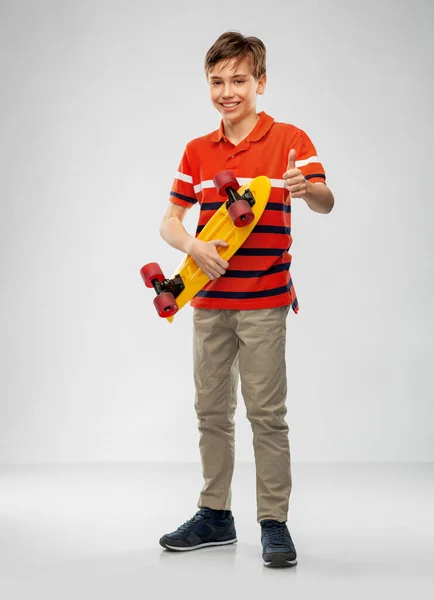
193, 306, 292, 523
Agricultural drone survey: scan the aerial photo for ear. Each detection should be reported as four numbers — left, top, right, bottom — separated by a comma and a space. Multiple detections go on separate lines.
257, 73, 267, 95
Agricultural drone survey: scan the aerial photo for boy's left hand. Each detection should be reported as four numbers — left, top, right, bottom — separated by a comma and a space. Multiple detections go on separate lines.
282, 149, 308, 202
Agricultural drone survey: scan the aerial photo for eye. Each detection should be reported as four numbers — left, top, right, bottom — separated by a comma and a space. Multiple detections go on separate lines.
235, 80, 244, 84
211, 81, 221, 86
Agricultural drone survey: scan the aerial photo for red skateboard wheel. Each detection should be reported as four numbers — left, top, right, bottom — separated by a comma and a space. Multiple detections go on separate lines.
228, 199, 254, 227
154, 292, 178, 318
213, 170, 240, 197
140, 262, 165, 288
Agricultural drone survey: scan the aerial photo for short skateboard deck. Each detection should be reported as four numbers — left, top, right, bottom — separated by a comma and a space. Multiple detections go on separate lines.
140, 171, 271, 322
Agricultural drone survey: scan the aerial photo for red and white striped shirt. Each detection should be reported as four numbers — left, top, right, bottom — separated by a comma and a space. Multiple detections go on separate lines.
169, 111, 326, 312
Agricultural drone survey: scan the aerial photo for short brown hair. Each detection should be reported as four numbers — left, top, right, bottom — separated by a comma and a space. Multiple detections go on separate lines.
204, 31, 266, 80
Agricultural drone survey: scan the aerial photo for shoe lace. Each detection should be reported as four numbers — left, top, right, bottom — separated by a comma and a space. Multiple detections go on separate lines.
262, 521, 286, 545
178, 508, 212, 533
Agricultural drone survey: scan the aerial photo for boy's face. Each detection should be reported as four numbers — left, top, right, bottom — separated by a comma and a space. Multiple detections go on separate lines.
207, 57, 266, 124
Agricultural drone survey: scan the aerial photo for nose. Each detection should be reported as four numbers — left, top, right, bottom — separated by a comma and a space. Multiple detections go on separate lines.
221, 83, 234, 98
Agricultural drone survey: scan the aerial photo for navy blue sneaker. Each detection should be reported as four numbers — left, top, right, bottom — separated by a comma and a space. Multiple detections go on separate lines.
260, 519, 297, 568
159, 507, 237, 551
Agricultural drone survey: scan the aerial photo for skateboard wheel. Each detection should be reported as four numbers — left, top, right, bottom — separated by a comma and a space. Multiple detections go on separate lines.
213, 170, 240, 197
154, 292, 178, 318
228, 199, 254, 227
140, 262, 165, 288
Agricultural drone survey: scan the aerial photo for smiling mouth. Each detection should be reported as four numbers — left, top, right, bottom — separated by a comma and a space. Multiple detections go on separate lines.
221, 102, 240, 108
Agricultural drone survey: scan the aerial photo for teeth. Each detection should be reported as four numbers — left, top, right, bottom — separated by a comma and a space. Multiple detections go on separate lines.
222, 103, 239, 107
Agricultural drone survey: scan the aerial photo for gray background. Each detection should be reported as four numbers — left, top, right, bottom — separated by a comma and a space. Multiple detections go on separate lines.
1, 0, 433, 464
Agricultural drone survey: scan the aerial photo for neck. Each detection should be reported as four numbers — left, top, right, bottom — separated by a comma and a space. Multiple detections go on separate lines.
223, 110, 259, 145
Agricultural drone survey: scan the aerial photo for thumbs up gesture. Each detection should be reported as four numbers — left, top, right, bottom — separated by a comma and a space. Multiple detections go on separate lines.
282, 149, 308, 203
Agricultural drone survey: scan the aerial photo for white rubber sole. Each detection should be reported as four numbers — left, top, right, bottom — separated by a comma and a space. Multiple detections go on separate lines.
263, 557, 297, 568
163, 538, 238, 551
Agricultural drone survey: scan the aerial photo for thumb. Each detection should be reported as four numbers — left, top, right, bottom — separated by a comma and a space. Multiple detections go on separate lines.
213, 239, 229, 248
287, 149, 296, 171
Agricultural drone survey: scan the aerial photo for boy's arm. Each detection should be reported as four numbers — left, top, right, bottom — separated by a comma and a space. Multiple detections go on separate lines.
159, 202, 229, 280
303, 181, 334, 214
159, 203, 194, 254
164, 144, 228, 279
283, 147, 334, 214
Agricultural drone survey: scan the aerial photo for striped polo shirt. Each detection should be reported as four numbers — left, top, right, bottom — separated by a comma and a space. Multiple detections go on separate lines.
169, 111, 326, 312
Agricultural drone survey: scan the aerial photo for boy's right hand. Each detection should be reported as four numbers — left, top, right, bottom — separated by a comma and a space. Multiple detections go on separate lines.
186, 238, 229, 280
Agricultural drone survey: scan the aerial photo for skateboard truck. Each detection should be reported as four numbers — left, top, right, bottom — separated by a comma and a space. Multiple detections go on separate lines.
151, 273, 184, 299
140, 263, 183, 318
213, 170, 256, 227
224, 187, 256, 211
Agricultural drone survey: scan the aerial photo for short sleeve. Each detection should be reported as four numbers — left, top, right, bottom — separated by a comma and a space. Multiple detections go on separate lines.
295, 130, 327, 185
169, 145, 198, 208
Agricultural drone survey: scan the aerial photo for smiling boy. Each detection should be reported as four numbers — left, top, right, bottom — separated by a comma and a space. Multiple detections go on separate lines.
158, 31, 334, 568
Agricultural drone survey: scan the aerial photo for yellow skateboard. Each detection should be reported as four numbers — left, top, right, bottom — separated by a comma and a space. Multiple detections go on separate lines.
140, 170, 271, 322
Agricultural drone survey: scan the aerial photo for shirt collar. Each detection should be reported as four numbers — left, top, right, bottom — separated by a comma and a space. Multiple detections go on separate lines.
210, 111, 275, 143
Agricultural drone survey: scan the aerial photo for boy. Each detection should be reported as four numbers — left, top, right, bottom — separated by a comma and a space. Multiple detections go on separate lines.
158, 31, 334, 568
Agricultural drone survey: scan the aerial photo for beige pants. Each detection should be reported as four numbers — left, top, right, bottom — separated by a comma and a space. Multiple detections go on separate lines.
193, 306, 292, 523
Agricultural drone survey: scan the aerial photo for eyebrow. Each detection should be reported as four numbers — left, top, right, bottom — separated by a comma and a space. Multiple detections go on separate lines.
209, 73, 248, 80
